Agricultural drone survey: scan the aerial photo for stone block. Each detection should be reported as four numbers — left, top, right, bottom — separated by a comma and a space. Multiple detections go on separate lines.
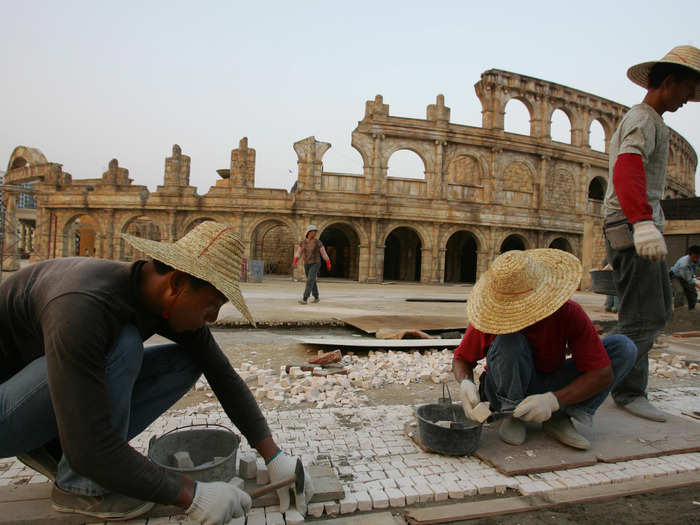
370, 489, 389, 509
354, 491, 372, 511
284, 510, 305, 525
339, 494, 357, 514
399, 485, 419, 505
239, 454, 257, 479
307, 502, 324, 518
324, 501, 340, 516
386, 487, 406, 507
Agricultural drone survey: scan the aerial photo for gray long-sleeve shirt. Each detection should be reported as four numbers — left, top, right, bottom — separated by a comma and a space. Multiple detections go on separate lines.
0, 258, 270, 504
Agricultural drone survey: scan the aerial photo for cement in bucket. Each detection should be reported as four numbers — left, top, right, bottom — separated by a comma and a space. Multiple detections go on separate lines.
148, 424, 240, 482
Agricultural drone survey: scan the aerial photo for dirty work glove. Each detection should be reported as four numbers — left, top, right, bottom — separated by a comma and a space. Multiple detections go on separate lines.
267, 451, 314, 514
186, 481, 252, 525
633, 221, 667, 261
325, 259, 332, 272
459, 379, 480, 419
513, 392, 559, 423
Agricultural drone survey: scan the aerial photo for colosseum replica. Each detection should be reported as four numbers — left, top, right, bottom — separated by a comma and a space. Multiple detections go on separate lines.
2, 69, 697, 289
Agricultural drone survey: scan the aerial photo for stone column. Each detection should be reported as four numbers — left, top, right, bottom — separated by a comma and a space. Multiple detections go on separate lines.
358, 243, 369, 282
420, 247, 432, 284
2, 192, 19, 271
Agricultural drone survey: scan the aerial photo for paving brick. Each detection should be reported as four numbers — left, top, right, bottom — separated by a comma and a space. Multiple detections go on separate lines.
324, 501, 340, 516
386, 487, 406, 507
399, 485, 419, 505
353, 490, 372, 511
339, 494, 357, 514
284, 510, 305, 525
369, 489, 389, 509
307, 502, 325, 518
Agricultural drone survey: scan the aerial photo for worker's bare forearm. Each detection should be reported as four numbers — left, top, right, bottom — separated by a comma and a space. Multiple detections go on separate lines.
255, 436, 280, 463
175, 476, 196, 509
554, 365, 614, 406
452, 358, 474, 382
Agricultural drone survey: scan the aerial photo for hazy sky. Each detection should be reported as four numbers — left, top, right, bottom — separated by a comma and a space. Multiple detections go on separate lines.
2, 1, 698, 194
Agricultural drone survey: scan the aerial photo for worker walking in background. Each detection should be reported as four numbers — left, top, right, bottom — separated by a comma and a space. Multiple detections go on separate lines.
292, 225, 331, 304
603, 45, 699, 422
670, 245, 700, 310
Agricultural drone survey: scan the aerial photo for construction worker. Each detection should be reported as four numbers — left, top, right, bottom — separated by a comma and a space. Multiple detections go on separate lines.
291, 224, 331, 304
0, 222, 312, 523
603, 46, 700, 421
669, 245, 700, 310
453, 250, 637, 450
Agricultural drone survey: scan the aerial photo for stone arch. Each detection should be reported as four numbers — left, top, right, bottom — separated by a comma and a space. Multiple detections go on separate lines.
503, 161, 535, 193
548, 236, 573, 253
504, 97, 534, 136
386, 148, 427, 179
119, 215, 162, 261
319, 222, 361, 280
383, 226, 423, 282
587, 176, 607, 200
447, 155, 482, 186
444, 230, 479, 283
183, 217, 216, 236
62, 214, 102, 257
549, 107, 574, 144
499, 233, 528, 253
249, 218, 295, 275
587, 118, 608, 152
7, 146, 48, 171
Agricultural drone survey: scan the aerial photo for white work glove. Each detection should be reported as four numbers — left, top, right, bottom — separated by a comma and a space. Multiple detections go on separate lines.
459, 379, 480, 419
186, 481, 252, 525
267, 452, 314, 514
513, 392, 559, 423
633, 221, 667, 261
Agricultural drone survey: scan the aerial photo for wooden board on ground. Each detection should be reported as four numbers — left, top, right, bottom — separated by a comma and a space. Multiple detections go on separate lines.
473, 398, 700, 475
315, 511, 403, 525
244, 464, 344, 507
403, 471, 700, 524
336, 315, 466, 334
579, 398, 700, 462
296, 336, 462, 348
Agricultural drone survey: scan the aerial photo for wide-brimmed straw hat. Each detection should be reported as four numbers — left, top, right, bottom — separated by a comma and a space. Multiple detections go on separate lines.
627, 45, 700, 102
466, 249, 582, 334
122, 221, 255, 326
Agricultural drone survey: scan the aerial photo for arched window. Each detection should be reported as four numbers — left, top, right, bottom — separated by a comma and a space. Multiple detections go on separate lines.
588, 177, 607, 200
387, 150, 425, 179
504, 99, 531, 136
589, 119, 606, 152
550, 109, 572, 144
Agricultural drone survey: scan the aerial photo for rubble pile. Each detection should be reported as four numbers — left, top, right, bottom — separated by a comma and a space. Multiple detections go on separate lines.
649, 353, 699, 379
194, 348, 480, 408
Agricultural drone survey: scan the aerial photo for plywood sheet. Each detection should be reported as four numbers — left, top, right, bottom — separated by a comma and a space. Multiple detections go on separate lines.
337, 315, 466, 334
296, 336, 462, 348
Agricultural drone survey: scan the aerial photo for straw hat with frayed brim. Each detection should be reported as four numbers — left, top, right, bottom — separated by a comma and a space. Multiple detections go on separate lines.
627, 45, 700, 102
466, 249, 582, 335
121, 221, 255, 327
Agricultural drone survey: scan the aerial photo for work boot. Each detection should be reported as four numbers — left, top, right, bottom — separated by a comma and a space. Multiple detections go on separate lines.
498, 416, 526, 445
17, 444, 61, 481
621, 397, 668, 422
51, 484, 155, 521
311, 297, 320, 303
298, 298, 307, 304
542, 413, 591, 450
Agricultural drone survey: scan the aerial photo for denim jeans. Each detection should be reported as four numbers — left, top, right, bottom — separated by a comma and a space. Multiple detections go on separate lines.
303, 262, 321, 301
606, 243, 672, 404
0, 325, 200, 496
481, 333, 637, 426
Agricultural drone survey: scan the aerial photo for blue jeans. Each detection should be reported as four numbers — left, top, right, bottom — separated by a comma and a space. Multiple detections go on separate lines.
303, 262, 321, 301
606, 243, 672, 404
0, 325, 200, 496
481, 333, 637, 426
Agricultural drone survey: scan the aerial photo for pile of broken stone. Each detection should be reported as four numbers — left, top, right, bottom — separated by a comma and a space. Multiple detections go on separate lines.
649, 353, 698, 378
193, 349, 480, 408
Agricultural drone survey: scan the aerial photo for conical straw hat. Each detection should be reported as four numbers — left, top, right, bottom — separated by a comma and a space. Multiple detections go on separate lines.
122, 221, 255, 326
627, 45, 700, 102
466, 249, 582, 334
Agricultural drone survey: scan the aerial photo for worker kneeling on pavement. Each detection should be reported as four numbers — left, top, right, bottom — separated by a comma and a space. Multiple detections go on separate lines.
0, 221, 312, 524
452, 249, 638, 450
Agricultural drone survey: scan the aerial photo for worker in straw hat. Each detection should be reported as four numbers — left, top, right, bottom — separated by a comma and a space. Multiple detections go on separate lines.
0, 221, 312, 523
603, 45, 699, 422
453, 250, 638, 450
291, 224, 332, 304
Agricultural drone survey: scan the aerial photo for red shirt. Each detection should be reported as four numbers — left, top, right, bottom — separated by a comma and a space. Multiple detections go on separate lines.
454, 300, 610, 373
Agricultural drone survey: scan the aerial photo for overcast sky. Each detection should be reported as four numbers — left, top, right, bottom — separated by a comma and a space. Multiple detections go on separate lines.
2, 1, 698, 195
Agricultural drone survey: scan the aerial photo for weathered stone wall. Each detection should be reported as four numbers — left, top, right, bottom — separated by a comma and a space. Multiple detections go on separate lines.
2, 70, 696, 289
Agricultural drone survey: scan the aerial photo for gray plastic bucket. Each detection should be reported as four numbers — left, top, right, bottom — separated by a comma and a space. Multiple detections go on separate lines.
147, 424, 240, 482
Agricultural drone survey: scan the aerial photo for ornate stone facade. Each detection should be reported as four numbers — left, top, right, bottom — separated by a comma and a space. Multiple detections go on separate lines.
2, 70, 697, 287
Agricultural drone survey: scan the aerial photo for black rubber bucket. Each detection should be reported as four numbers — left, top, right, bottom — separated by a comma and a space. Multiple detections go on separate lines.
148, 424, 240, 482
416, 403, 482, 456
590, 270, 617, 295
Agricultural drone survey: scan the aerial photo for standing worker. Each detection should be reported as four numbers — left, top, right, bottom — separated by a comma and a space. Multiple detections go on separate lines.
0, 222, 312, 523
669, 245, 700, 310
603, 45, 699, 422
291, 225, 331, 304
